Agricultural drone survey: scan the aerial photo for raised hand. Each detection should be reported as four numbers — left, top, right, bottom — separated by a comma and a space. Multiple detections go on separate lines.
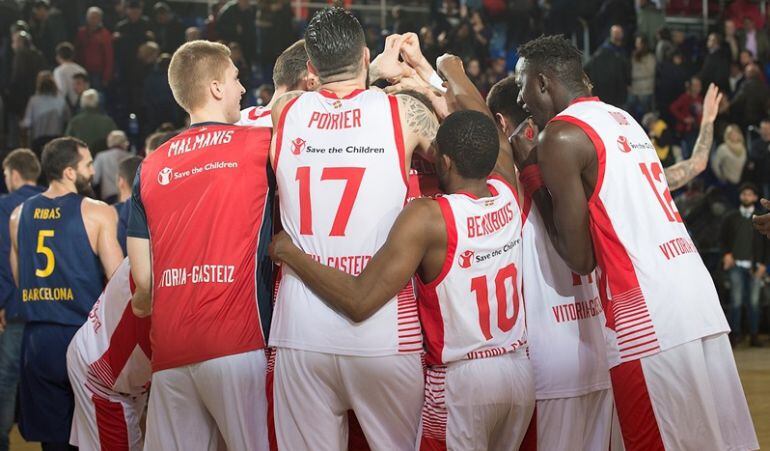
370, 34, 414, 84
701, 83, 723, 125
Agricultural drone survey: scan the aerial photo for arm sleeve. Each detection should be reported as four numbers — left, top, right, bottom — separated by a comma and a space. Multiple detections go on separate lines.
126, 164, 150, 239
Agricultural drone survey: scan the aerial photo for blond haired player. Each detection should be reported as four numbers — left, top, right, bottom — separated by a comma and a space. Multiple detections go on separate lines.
127, 41, 275, 450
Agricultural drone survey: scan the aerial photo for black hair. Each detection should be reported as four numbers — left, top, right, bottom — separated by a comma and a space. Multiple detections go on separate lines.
436, 110, 498, 179
72, 72, 89, 82
304, 7, 366, 81
41, 137, 88, 183
118, 156, 143, 186
487, 77, 528, 126
56, 41, 74, 60
739, 182, 760, 197
273, 39, 310, 90
517, 35, 585, 94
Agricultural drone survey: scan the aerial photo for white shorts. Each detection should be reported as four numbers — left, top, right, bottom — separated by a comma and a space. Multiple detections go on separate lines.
611, 333, 758, 451
418, 351, 535, 451
520, 389, 618, 451
143, 349, 270, 451
273, 348, 423, 451
67, 345, 147, 451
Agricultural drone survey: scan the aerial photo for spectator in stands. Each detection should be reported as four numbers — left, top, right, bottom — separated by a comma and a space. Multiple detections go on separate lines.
69, 72, 90, 115
114, 155, 143, 254
144, 129, 177, 155
185, 26, 201, 42
724, 19, 741, 63
260, 0, 297, 68
114, 0, 152, 94
712, 124, 748, 186
151, 2, 185, 54
655, 26, 674, 62
593, 0, 635, 48
739, 18, 770, 65
637, 0, 664, 48
229, 42, 252, 108
75, 6, 114, 90
643, 112, 681, 168
216, 0, 257, 66
466, 58, 486, 95
483, 51, 509, 92
445, 20, 485, 62
726, 0, 765, 31
748, 118, 770, 199
721, 183, 768, 347
142, 54, 180, 135
728, 61, 746, 98
5, 30, 46, 149
391, 5, 416, 34
256, 84, 274, 107
585, 24, 630, 107
670, 76, 704, 157
419, 26, 441, 67
93, 130, 130, 203
20, 70, 68, 151
64, 89, 116, 154
700, 32, 731, 94
739, 49, 755, 68
628, 35, 656, 121
729, 63, 770, 130
28, 0, 67, 65
52, 42, 86, 111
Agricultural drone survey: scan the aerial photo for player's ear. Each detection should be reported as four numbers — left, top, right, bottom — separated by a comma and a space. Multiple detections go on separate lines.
307, 60, 319, 78
494, 113, 507, 133
537, 73, 548, 94
210, 78, 224, 101
363, 47, 371, 65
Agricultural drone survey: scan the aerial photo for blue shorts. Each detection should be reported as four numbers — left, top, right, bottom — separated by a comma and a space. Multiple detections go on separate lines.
19, 322, 79, 443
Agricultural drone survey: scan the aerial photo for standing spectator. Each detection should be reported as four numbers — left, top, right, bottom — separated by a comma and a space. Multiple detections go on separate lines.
229, 42, 252, 108
585, 25, 630, 108
5, 30, 46, 149
483, 51, 508, 91
712, 124, 748, 186
655, 26, 674, 62
446, 21, 484, 62
466, 58, 486, 94
28, 0, 67, 65
20, 71, 69, 152
216, 0, 257, 66
670, 76, 704, 156
627, 35, 656, 121
728, 61, 746, 98
259, 0, 295, 69
636, 0, 664, 48
93, 130, 130, 203
64, 89, 117, 153
52, 42, 86, 110
728, 63, 770, 130
150, 2, 185, 54
739, 18, 770, 66
75, 6, 113, 91
739, 49, 755, 68
747, 118, 770, 199
419, 26, 441, 66
185, 26, 201, 42
114, 0, 151, 99
69, 72, 90, 115
391, 5, 416, 34
721, 183, 768, 347
142, 54, 180, 133
700, 33, 731, 94
724, 19, 741, 62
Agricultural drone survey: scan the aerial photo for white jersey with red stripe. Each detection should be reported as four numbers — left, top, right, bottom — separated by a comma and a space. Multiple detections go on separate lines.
237, 106, 272, 127
417, 176, 526, 366
270, 88, 421, 356
551, 97, 728, 364
69, 258, 152, 396
521, 200, 611, 399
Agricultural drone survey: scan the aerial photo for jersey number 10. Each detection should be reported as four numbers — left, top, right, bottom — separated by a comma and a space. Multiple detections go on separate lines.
470, 263, 520, 340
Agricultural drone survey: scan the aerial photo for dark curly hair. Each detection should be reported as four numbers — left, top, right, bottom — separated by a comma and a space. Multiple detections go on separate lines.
437, 110, 499, 179
517, 35, 585, 93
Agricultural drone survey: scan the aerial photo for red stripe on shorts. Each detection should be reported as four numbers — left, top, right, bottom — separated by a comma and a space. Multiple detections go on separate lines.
265, 348, 278, 451
519, 404, 537, 451
610, 359, 665, 451
92, 394, 129, 450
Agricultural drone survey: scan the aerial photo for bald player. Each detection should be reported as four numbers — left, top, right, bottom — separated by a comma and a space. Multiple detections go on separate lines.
238, 39, 319, 127
511, 35, 756, 451
268, 8, 439, 449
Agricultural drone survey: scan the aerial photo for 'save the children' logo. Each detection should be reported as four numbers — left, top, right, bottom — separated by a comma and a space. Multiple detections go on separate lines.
458, 250, 474, 269
291, 138, 306, 155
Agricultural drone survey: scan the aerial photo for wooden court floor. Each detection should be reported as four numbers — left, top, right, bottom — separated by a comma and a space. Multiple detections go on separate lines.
9, 345, 770, 450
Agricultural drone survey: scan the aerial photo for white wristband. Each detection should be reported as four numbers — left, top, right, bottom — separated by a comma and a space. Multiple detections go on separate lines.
429, 71, 448, 93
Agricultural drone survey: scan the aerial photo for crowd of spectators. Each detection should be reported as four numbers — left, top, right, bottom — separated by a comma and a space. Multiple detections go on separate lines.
0, 0, 769, 341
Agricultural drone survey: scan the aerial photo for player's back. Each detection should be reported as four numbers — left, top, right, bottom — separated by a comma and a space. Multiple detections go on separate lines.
17, 193, 104, 326
552, 98, 728, 363
69, 258, 151, 396
271, 88, 421, 356
135, 123, 274, 372
417, 177, 526, 366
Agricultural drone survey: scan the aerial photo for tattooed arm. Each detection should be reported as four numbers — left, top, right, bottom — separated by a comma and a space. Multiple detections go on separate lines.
664, 84, 722, 190
397, 93, 440, 163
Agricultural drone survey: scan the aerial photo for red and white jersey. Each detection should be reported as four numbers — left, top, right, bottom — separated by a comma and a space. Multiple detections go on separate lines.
238, 106, 272, 127
271, 89, 421, 356
522, 199, 611, 399
551, 98, 728, 364
407, 154, 442, 202
417, 176, 526, 366
69, 259, 152, 396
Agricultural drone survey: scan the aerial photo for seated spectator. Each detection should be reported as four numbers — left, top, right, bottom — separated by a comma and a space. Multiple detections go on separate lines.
670, 75, 704, 154
643, 113, 681, 168
627, 35, 656, 121
52, 42, 87, 111
114, 155, 143, 254
721, 183, 768, 347
20, 71, 69, 153
93, 130, 131, 203
728, 63, 770, 130
747, 118, 770, 199
712, 124, 748, 186
64, 89, 117, 153
74, 6, 114, 91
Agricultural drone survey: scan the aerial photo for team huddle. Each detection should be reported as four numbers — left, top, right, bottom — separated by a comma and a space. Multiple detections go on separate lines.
4, 6, 761, 451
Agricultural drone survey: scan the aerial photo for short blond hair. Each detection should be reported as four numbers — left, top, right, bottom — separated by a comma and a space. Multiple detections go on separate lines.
168, 40, 231, 112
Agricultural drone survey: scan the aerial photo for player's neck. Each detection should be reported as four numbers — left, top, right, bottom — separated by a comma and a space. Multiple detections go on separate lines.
562, 88, 592, 112
318, 76, 365, 98
44, 180, 77, 198
449, 178, 491, 199
266, 86, 287, 109
188, 106, 231, 126
118, 190, 131, 203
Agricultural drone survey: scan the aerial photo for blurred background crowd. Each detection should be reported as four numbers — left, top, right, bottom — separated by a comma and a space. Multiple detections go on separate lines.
0, 0, 769, 343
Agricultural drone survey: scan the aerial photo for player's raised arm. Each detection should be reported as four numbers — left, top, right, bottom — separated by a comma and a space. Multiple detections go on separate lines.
664, 83, 721, 190
270, 199, 440, 322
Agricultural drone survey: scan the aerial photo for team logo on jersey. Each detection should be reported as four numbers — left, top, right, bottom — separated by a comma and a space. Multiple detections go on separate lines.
617, 136, 632, 153
291, 138, 306, 155
157, 167, 173, 185
458, 250, 475, 269
332, 100, 342, 109
610, 111, 629, 125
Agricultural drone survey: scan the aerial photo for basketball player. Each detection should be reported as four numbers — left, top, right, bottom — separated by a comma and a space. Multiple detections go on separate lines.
0, 149, 43, 451
267, 8, 439, 449
511, 35, 757, 450
270, 109, 533, 450
127, 40, 274, 450
114, 156, 143, 255
66, 258, 151, 450
238, 39, 319, 127
9, 137, 123, 450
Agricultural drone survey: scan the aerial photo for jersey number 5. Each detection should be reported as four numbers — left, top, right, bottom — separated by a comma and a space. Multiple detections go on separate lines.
296, 166, 365, 236
35, 230, 55, 277
470, 263, 520, 340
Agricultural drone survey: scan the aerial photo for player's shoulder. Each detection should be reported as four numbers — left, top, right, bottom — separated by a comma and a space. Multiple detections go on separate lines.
82, 197, 118, 221
401, 197, 443, 225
